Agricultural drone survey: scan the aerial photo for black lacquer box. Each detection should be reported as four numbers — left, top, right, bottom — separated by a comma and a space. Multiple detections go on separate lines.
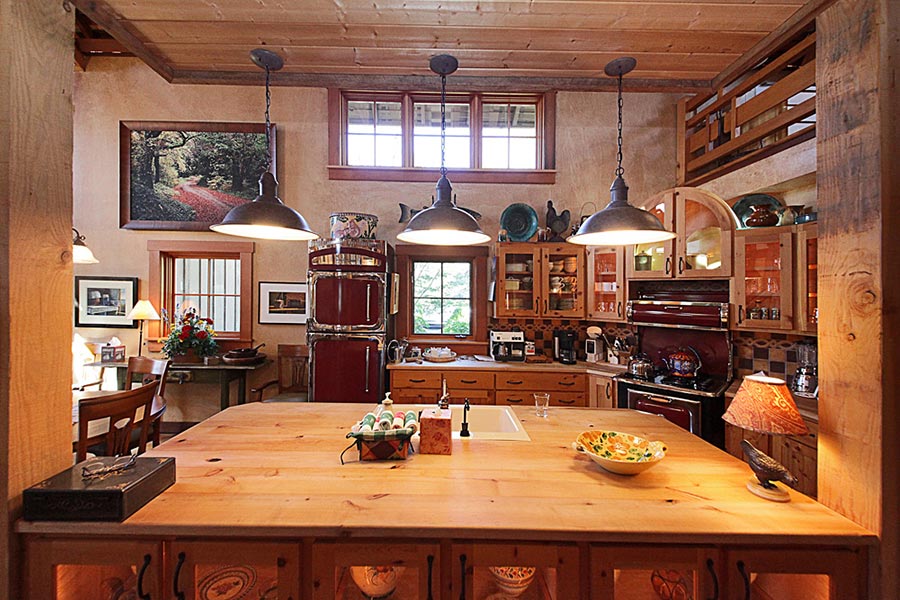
23, 456, 175, 522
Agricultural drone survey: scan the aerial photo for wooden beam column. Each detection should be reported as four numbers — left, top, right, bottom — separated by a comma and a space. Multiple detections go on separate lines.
0, 0, 75, 596
816, 0, 898, 596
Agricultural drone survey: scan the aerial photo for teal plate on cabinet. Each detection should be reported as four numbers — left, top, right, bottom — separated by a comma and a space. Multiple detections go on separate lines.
732, 194, 783, 228
500, 203, 539, 242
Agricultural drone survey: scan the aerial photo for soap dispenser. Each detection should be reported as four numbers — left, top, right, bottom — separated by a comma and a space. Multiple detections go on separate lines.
375, 392, 394, 418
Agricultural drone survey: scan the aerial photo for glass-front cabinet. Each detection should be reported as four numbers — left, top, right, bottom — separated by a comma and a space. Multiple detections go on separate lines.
591, 545, 719, 600
733, 228, 794, 330
495, 244, 542, 317
795, 222, 818, 333
587, 247, 626, 321
541, 244, 585, 318
451, 543, 581, 599
313, 542, 440, 599
627, 187, 734, 280
494, 243, 584, 319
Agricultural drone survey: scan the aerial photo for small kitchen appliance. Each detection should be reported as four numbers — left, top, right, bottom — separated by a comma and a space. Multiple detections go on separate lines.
585, 338, 603, 363
490, 330, 526, 362
553, 329, 578, 365
791, 341, 818, 397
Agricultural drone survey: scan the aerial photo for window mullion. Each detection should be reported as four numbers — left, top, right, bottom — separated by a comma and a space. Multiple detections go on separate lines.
402, 93, 414, 168
471, 93, 482, 169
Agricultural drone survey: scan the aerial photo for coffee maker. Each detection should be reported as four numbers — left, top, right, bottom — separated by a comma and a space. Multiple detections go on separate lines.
791, 341, 818, 397
490, 330, 526, 362
553, 329, 578, 364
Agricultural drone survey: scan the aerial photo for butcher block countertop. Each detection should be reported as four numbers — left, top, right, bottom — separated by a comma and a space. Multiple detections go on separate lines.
19, 404, 873, 548
388, 357, 627, 377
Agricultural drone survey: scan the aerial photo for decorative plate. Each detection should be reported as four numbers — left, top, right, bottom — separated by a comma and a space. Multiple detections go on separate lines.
731, 194, 783, 228
575, 430, 667, 475
197, 565, 257, 600
500, 203, 539, 242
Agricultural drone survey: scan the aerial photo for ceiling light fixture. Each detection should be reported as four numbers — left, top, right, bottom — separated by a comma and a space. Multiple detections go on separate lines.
210, 49, 318, 241
568, 57, 676, 246
396, 54, 490, 246
72, 228, 99, 264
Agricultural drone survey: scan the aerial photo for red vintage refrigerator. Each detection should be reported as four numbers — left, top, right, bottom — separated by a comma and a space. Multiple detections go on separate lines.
307, 239, 395, 403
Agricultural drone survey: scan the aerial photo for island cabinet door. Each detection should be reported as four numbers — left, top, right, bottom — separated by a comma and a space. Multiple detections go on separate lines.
590, 545, 720, 600
450, 542, 582, 599
25, 537, 163, 599
168, 540, 300, 600
312, 541, 440, 600
720, 547, 866, 600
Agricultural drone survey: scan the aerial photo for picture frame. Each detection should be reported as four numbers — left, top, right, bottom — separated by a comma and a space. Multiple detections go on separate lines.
119, 121, 276, 231
75, 276, 139, 328
259, 282, 308, 325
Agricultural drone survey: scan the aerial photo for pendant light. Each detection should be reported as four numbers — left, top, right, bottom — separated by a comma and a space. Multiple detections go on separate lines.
396, 54, 490, 246
72, 228, 99, 264
210, 49, 318, 241
568, 58, 675, 246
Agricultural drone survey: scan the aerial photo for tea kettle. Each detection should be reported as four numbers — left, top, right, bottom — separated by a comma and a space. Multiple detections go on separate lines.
627, 353, 656, 380
663, 346, 702, 378
386, 338, 408, 364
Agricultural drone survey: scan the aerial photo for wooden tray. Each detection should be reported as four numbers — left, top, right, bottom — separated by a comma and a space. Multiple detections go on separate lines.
221, 353, 267, 366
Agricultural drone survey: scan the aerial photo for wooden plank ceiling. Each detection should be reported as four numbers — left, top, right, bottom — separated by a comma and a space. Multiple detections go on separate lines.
74, 0, 810, 92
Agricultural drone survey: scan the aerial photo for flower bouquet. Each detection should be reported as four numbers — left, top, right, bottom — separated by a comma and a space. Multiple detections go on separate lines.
160, 308, 218, 361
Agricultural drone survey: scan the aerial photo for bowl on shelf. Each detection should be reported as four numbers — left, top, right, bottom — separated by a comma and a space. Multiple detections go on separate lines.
349, 565, 406, 599
488, 566, 536, 597
550, 261, 564, 273
506, 262, 526, 273
575, 430, 667, 475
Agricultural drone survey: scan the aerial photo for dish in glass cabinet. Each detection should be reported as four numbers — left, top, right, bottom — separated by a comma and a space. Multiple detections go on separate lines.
731, 194, 783, 228
500, 203, 539, 242
488, 566, 536, 597
349, 565, 406, 599
575, 430, 667, 475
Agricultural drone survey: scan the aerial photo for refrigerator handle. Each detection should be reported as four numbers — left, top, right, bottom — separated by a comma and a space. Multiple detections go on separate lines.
365, 284, 372, 322
364, 345, 371, 393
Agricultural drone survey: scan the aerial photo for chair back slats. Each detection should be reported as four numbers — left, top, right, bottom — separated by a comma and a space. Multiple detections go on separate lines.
278, 344, 309, 394
124, 356, 171, 447
76, 381, 158, 462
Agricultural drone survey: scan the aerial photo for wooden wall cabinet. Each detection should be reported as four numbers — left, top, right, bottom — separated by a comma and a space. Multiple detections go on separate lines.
627, 188, 734, 281
733, 228, 794, 330
795, 222, 818, 333
494, 243, 585, 319
586, 247, 626, 322
588, 373, 616, 408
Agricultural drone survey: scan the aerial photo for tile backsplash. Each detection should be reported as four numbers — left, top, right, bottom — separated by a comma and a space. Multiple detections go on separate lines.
490, 318, 635, 357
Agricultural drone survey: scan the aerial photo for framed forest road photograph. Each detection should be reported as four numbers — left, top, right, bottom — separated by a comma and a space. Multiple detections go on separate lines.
120, 121, 276, 231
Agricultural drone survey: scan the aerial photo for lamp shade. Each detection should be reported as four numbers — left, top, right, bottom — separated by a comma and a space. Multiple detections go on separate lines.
722, 374, 809, 436
396, 174, 490, 246
126, 300, 161, 321
210, 172, 318, 241
72, 228, 99, 264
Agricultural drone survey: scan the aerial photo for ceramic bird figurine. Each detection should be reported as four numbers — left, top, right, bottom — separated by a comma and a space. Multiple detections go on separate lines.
741, 439, 798, 489
545, 200, 570, 242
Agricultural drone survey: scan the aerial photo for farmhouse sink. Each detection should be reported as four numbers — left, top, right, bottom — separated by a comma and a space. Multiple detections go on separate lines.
394, 404, 531, 441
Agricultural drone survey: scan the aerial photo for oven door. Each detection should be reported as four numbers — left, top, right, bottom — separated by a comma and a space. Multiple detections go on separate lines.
626, 389, 702, 436
308, 272, 386, 332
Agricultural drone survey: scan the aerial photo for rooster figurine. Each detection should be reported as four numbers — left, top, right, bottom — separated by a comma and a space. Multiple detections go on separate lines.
740, 439, 798, 501
545, 200, 570, 242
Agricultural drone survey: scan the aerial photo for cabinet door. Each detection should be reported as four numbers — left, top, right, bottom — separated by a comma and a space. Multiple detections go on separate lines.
676, 189, 734, 278
169, 540, 300, 600
496, 390, 585, 407
627, 190, 676, 279
496, 243, 542, 317
540, 244, 586, 317
311, 274, 385, 331
587, 247, 626, 321
311, 337, 382, 403
795, 222, 818, 333
722, 547, 865, 600
591, 545, 719, 600
452, 542, 582, 600
771, 419, 818, 499
588, 374, 616, 408
312, 542, 439, 600
733, 229, 793, 330
25, 538, 162, 600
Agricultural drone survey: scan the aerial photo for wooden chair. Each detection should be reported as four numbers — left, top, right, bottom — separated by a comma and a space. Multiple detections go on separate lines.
251, 344, 309, 402
76, 382, 158, 462
124, 356, 170, 448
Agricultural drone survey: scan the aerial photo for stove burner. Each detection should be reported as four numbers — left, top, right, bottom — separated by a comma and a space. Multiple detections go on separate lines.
617, 372, 731, 397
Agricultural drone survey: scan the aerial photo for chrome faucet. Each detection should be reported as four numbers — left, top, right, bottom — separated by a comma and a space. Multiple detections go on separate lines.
459, 398, 471, 437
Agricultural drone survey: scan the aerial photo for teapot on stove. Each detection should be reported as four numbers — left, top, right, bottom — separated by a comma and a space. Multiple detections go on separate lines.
663, 346, 702, 378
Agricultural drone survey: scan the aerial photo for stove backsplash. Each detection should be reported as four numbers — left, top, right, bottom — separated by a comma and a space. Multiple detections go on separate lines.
489, 318, 635, 357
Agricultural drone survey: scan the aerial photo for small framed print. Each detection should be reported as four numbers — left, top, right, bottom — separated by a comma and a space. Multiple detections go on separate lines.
75, 276, 139, 328
259, 282, 308, 325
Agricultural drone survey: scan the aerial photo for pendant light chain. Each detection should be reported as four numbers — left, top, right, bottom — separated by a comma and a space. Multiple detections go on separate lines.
440, 72, 447, 177
264, 63, 272, 170
616, 71, 624, 178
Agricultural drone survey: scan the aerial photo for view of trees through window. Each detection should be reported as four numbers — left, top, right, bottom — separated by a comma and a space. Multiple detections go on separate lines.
413, 261, 472, 335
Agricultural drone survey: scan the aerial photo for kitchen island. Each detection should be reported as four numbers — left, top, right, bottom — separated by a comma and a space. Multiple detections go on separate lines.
20, 403, 873, 599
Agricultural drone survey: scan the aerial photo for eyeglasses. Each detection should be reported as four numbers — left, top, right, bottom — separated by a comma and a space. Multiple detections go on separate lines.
81, 454, 137, 480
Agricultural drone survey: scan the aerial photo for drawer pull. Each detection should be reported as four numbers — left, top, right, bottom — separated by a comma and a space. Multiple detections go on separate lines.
459, 553, 467, 600
605, 382, 612, 398
558, 398, 575, 405
505, 398, 523, 404
558, 381, 575, 386
460, 379, 478, 384
137, 554, 151, 600
410, 378, 427, 383
705, 558, 719, 600
427, 554, 435, 600
737, 560, 750, 600
173, 552, 186, 600
505, 380, 524, 385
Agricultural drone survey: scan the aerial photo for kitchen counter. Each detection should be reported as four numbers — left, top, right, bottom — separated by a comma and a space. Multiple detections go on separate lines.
19, 403, 868, 545
387, 357, 626, 377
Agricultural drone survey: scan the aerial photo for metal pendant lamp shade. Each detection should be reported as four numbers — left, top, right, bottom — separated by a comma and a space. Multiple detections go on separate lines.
397, 54, 490, 246
72, 228, 99, 264
210, 49, 318, 241
568, 58, 675, 247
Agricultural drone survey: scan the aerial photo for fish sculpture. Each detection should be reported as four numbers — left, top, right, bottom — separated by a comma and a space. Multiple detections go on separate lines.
398, 202, 482, 224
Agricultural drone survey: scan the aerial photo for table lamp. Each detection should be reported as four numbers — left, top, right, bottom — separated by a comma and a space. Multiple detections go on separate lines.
126, 300, 161, 356
722, 374, 809, 502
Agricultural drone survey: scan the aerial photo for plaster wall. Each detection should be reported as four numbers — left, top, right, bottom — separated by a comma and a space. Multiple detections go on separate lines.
73, 58, 678, 422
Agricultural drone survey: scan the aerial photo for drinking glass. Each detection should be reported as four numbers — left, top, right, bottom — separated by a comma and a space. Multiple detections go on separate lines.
534, 393, 550, 418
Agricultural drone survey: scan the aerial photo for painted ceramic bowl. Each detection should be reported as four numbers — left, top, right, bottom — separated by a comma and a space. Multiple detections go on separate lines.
488, 566, 536, 597
349, 565, 405, 599
330, 212, 378, 239
576, 430, 667, 475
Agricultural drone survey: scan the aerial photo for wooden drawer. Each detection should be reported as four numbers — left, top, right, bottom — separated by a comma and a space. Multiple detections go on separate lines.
495, 371, 585, 392
391, 388, 440, 404
447, 390, 494, 405
496, 391, 585, 407
444, 371, 494, 390
390, 370, 442, 389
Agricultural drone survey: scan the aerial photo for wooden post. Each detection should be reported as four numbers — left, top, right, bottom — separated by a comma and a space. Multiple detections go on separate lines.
816, 0, 899, 596
0, 0, 75, 596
